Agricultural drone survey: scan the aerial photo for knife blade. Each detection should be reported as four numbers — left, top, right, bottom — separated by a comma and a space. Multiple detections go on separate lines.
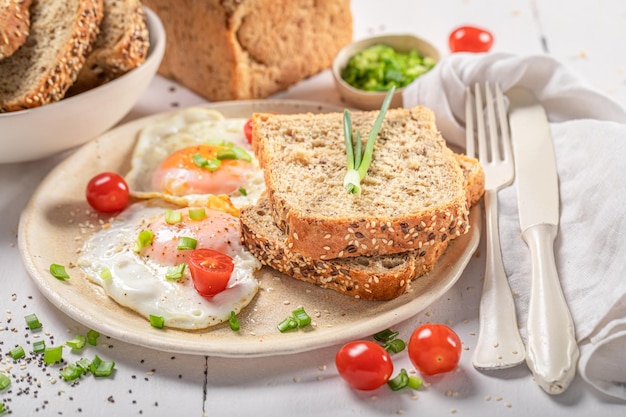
507, 86, 579, 395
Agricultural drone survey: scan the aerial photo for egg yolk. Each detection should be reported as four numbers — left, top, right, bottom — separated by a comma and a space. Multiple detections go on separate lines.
142, 207, 242, 266
151, 145, 253, 196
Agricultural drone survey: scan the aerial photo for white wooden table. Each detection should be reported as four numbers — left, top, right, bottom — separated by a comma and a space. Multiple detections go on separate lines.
1, 1, 625, 415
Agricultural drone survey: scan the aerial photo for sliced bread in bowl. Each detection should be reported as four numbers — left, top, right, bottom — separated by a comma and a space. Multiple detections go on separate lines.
0, 0, 33, 60
0, 0, 104, 112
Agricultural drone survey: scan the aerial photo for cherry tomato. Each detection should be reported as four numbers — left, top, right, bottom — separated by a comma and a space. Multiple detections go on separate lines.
449, 25, 494, 53
335, 341, 393, 390
188, 249, 234, 298
85, 172, 130, 213
408, 324, 462, 376
243, 118, 253, 144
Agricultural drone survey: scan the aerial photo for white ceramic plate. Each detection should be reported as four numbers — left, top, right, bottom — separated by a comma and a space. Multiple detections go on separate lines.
18, 100, 480, 357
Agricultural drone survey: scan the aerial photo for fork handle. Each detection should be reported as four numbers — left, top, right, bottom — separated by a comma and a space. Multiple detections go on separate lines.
472, 189, 526, 370
524, 224, 579, 394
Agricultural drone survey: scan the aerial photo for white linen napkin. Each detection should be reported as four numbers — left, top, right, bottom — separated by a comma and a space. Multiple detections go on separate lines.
403, 52, 626, 400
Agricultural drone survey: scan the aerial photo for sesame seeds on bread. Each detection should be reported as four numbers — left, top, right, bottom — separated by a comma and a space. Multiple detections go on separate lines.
67, 0, 149, 96
241, 154, 484, 300
251, 106, 471, 261
0, 0, 33, 60
0, 0, 104, 112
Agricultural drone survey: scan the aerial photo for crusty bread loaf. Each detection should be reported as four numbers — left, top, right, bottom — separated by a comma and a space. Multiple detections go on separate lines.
251, 106, 471, 260
0, 0, 32, 60
141, 0, 352, 101
241, 154, 484, 300
67, 0, 149, 96
0, 0, 104, 112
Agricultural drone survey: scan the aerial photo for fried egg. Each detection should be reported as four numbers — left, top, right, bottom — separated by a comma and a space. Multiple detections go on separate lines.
78, 201, 261, 330
125, 107, 265, 209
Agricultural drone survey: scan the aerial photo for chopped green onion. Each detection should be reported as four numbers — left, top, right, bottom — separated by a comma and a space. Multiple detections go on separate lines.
0, 402, 6, 414
384, 338, 406, 353
165, 263, 186, 280
9, 346, 25, 360
76, 358, 92, 373
408, 375, 423, 390
43, 345, 63, 365
99, 268, 112, 281
277, 316, 298, 333
24, 313, 42, 330
66, 334, 87, 350
33, 340, 46, 354
86, 329, 100, 346
343, 86, 395, 195
387, 368, 410, 391
49, 263, 70, 280
176, 236, 197, 250
0, 373, 10, 391
373, 328, 399, 343
165, 209, 183, 224
192, 153, 209, 167
217, 145, 252, 162
59, 364, 83, 381
229, 311, 240, 332
90, 355, 115, 377
188, 208, 207, 220
150, 314, 165, 329
292, 307, 311, 327
238, 188, 248, 196
134, 230, 154, 253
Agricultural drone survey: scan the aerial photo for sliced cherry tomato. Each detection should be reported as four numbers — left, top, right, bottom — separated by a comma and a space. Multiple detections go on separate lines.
449, 25, 494, 53
188, 249, 234, 298
335, 340, 393, 390
408, 324, 462, 376
85, 172, 130, 213
243, 118, 253, 145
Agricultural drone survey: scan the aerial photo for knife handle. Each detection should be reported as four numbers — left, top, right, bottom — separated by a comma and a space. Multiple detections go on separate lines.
523, 223, 580, 395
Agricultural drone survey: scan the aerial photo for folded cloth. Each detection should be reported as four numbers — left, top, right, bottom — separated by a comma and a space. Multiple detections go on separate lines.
403, 52, 626, 400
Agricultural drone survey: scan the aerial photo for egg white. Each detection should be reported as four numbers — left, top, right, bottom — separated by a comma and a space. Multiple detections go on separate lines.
77, 201, 261, 330
125, 107, 265, 209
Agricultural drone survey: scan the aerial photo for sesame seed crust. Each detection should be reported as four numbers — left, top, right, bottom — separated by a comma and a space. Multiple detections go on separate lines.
67, 0, 150, 95
0, 0, 33, 60
0, 0, 104, 112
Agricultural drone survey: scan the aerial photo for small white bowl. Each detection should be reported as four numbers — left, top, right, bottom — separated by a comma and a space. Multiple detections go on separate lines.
0, 7, 166, 164
332, 33, 440, 111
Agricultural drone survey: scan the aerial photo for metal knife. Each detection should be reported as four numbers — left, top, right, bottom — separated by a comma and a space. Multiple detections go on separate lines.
506, 87, 579, 395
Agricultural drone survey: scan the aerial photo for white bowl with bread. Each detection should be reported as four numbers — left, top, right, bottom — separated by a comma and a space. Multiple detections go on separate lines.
0, 2, 165, 164
332, 33, 440, 110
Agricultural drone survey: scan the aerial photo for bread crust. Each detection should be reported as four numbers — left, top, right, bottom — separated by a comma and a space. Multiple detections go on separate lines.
252, 106, 472, 260
0, 0, 32, 60
67, 0, 149, 95
0, 0, 104, 112
240, 154, 484, 300
141, 0, 352, 101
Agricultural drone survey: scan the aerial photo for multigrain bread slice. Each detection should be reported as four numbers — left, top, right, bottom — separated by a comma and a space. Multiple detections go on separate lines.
252, 106, 471, 260
142, 0, 352, 101
0, 0, 33, 60
67, 0, 149, 96
241, 154, 484, 300
0, 0, 104, 112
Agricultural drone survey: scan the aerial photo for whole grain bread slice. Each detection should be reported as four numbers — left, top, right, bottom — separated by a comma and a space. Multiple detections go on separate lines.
0, 0, 33, 60
251, 106, 470, 260
240, 154, 484, 300
66, 0, 149, 96
0, 0, 104, 112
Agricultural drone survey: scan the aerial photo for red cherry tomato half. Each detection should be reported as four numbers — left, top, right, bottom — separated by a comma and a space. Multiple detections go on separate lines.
335, 340, 393, 390
85, 172, 130, 213
449, 25, 494, 53
408, 324, 462, 376
188, 249, 234, 298
243, 118, 253, 144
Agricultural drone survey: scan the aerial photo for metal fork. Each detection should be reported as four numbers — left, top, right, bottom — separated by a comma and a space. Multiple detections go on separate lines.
465, 83, 526, 370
